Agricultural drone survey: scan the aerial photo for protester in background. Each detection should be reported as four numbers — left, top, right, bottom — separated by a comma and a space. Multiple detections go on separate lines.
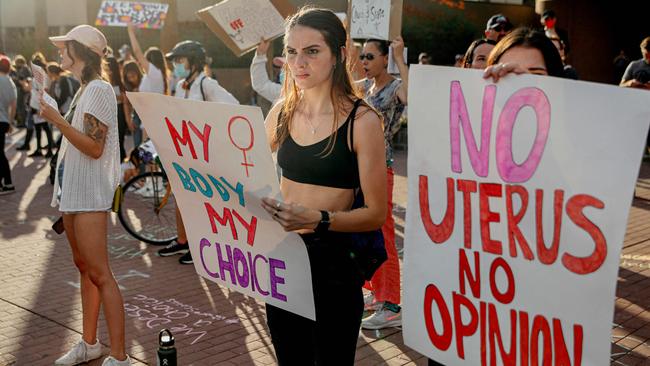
28, 53, 54, 158
121, 61, 142, 147
453, 54, 463, 67
0, 55, 17, 195
549, 36, 579, 79
357, 36, 408, 330
118, 44, 133, 63
614, 50, 630, 83
418, 52, 431, 65
11, 55, 30, 127
620, 37, 650, 90
541, 9, 569, 53
126, 22, 168, 142
41, 25, 130, 366
158, 39, 239, 265
462, 38, 496, 69
485, 13, 513, 42
484, 27, 564, 81
15, 52, 44, 152
261, 7, 386, 364
104, 56, 128, 160
46, 63, 76, 116
250, 38, 282, 103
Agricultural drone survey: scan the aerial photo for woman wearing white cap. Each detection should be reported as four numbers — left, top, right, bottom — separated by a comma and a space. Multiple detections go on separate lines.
39, 25, 131, 366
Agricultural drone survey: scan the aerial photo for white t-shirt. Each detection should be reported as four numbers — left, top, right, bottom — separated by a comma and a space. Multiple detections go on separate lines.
174, 72, 239, 104
51, 80, 120, 212
139, 62, 165, 94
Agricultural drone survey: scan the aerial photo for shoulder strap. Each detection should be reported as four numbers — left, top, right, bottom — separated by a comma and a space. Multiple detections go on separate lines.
200, 76, 207, 101
348, 99, 364, 150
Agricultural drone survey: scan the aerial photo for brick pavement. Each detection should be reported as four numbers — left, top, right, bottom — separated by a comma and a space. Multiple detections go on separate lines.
1, 130, 649, 365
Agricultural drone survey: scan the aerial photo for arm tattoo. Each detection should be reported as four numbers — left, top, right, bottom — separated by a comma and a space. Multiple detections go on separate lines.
83, 113, 108, 145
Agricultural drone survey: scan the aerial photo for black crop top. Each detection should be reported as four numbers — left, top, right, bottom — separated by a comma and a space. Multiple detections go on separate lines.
277, 99, 362, 189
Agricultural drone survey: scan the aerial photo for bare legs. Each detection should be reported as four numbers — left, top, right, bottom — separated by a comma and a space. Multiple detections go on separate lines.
63, 212, 127, 360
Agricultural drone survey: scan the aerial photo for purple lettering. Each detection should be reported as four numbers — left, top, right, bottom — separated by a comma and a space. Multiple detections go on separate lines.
269, 258, 287, 302
233, 248, 250, 288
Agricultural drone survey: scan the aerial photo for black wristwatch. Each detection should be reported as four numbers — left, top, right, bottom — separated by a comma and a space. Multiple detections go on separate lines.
315, 210, 331, 233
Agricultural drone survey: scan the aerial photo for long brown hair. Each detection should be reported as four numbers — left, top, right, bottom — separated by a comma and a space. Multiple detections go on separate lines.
274, 6, 367, 156
66, 40, 105, 84
145, 47, 169, 95
487, 28, 564, 77
122, 61, 143, 92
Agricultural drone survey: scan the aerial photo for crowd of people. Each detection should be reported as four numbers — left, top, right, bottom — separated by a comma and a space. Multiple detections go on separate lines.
0, 4, 649, 366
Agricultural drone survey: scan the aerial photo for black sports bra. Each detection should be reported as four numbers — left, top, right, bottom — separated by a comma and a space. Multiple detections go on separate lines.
277, 99, 362, 189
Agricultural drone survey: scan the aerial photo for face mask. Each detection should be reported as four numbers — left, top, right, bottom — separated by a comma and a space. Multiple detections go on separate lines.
173, 62, 190, 79
278, 69, 286, 85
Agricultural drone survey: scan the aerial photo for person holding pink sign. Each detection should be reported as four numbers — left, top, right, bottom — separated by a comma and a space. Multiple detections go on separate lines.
40, 25, 131, 366
260, 6, 387, 365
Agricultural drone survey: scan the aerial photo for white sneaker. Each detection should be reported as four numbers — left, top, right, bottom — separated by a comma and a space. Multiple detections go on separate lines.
54, 339, 102, 365
361, 307, 402, 330
102, 355, 132, 366
363, 292, 382, 311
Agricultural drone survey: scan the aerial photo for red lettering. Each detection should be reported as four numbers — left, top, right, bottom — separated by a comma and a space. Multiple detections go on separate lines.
424, 284, 453, 351
480, 183, 503, 255
531, 315, 552, 366
453, 292, 479, 359
563, 194, 607, 274
457, 179, 477, 249
204, 202, 237, 240
552, 318, 583, 366
188, 122, 212, 163
232, 210, 258, 246
488, 304, 516, 366
489, 257, 515, 304
505, 185, 533, 260
535, 189, 564, 265
420, 176, 455, 243
519, 311, 530, 366
166, 117, 197, 159
458, 249, 480, 298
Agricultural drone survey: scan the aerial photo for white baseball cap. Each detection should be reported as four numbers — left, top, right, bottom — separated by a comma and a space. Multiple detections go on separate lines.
49, 25, 107, 57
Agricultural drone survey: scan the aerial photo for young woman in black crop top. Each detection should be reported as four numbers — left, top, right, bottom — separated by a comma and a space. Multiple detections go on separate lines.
259, 6, 387, 365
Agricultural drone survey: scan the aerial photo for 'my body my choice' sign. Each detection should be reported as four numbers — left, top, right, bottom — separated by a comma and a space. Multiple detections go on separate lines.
404, 66, 650, 365
128, 93, 315, 320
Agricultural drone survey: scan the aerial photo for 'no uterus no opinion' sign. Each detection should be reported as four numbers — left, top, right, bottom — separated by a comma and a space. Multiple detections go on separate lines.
404, 65, 650, 365
128, 92, 315, 320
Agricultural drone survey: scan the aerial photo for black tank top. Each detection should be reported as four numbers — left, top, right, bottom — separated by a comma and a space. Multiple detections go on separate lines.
277, 99, 362, 189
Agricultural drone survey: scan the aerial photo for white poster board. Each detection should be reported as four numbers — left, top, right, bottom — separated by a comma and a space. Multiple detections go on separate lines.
197, 0, 295, 57
349, 0, 402, 41
95, 1, 169, 29
128, 92, 315, 320
403, 65, 650, 365
387, 47, 407, 75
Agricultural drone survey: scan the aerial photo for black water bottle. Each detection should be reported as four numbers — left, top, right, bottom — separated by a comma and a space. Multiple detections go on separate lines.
157, 329, 176, 366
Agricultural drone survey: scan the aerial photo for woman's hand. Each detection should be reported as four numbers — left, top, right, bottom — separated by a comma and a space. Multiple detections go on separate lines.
261, 197, 321, 232
39, 94, 64, 127
391, 36, 405, 64
256, 38, 270, 56
483, 62, 527, 82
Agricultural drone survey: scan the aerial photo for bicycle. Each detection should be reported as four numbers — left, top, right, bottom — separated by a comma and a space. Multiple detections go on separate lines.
117, 142, 178, 245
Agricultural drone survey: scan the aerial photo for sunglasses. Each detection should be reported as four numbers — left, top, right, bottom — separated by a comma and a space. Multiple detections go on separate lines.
492, 25, 506, 32
359, 53, 376, 61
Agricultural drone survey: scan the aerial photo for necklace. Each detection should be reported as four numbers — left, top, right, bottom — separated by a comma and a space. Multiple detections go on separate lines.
304, 109, 318, 134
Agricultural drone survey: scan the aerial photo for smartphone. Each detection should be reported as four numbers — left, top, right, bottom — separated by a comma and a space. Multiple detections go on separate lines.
52, 216, 65, 235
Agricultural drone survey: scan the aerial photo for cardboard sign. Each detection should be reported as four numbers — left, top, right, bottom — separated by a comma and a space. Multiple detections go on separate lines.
95, 1, 169, 29
127, 92, 316, 320
197, 0, 296, 57
349, 0, 403, 41
387, 47, 407, 75
403, 66, 650, 365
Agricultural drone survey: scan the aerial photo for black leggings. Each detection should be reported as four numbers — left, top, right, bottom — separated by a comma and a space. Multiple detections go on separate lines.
34, 122, 53, 152
0, 123, 12, 185
266, 231, 364, 366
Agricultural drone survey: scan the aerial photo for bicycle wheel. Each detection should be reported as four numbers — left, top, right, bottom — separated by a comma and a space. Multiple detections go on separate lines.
118, 172, 178, 245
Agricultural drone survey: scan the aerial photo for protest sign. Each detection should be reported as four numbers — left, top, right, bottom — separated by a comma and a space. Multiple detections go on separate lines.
30, 63, 58, 111
349, 0, 403, 41
387, 46, 407, 75
95, 1, 169, 29
197, 0, 295, 57
403, 65, 650, 365
127, 92, 315, 320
